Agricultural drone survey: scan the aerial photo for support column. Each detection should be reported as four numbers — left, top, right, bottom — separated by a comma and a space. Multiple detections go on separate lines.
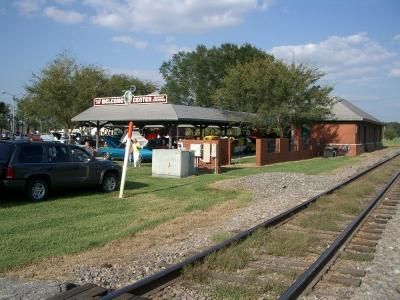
95, 121, 100, 150
200, 125, 204, 139
168, 126, 173, 149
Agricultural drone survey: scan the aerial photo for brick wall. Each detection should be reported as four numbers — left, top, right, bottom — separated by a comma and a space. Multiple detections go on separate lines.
256, 138, 320, 166
256, 122, 383, 166
312, 122, 383, 156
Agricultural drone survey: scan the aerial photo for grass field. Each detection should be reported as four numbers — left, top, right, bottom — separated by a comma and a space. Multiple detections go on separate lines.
383, 138, 400, 147
0, 155, 360, 273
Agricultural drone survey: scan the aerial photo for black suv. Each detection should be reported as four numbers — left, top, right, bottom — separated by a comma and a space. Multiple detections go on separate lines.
0, 141, 122, 201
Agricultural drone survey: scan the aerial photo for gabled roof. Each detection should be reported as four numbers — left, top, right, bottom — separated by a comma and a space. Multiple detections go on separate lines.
327, 99, 382, 124
71, 103, 250, 126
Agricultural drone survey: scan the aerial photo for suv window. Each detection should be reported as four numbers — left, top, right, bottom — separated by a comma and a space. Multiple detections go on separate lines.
71, 147, 91, 162
48, 145, 69, 163
0, 143, 15, 162
18, 145, 43, 163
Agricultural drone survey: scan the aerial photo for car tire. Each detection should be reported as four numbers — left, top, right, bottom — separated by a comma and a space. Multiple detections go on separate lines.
101, 172, 118, 192
26, 178, 48, 201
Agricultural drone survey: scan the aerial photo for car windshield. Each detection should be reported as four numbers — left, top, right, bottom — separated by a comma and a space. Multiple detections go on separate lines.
0, 143, 15, 162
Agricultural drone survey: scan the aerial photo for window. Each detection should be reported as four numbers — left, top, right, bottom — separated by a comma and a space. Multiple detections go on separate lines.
71, 147, 91, 162
48, 146, 69, 163
0, 143, 15, 162
18, 146, 43, 163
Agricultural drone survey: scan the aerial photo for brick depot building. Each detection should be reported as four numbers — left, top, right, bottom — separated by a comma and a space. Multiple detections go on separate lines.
311, 99, 383, 156
256, 100, 383, 166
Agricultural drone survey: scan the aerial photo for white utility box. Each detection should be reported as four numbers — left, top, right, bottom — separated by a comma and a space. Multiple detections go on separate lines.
211, 144, 217, 158
190, 144, 203, 157
203, 143, 211, 163
152, 149, 196, 178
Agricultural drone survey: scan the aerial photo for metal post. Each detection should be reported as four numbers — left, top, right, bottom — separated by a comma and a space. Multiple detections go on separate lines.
96, 121, 100, 150
12, 96, 15, 134
168, 126, 173, 149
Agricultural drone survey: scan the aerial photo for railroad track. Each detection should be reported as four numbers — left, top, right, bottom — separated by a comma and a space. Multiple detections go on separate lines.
50, 153, 400, 300
280, 166, 400, 299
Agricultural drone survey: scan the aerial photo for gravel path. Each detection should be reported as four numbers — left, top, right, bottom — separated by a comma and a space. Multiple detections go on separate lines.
0, 278, 72, 300
2, 148, 400, 298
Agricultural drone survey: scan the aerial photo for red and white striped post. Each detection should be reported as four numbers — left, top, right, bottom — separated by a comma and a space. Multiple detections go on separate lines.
119, 121, 134, 198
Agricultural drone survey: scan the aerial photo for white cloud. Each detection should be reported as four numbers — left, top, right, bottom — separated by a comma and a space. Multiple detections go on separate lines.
111, 35, 148, 49
84, 0, 271, 33
270, 33, 395, 82
44, 6, 84, 24
389, 68, 400, 78
15, 0, 45, 14
53, 0, 76, 5
393, 34, 400, 42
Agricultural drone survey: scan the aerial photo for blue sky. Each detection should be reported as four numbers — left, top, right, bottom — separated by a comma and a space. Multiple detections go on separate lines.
0, 0, 399, 121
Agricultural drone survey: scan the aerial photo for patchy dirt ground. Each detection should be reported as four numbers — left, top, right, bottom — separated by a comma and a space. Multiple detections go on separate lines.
4, 148, 400, 295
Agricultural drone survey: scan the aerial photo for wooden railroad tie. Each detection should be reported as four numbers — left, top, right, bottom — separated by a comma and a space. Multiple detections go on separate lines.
47, 283, 148, 300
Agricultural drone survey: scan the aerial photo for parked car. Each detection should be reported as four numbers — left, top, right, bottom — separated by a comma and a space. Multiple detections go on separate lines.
146, 138, 168, 149
232, 136, 256, 154
97, 136, 153, 161
0, 140, 122, 201
203, 135, 220, 140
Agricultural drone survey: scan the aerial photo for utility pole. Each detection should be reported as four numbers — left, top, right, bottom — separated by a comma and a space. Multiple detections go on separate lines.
1, 91, 18, 134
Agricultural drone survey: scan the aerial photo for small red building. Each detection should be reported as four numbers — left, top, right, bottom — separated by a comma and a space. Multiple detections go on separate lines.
311, 99, 383, 156
256, 100, 383, 166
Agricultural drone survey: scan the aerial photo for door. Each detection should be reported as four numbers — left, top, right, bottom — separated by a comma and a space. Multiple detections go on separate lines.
46, 145, 80, 187
70, 146, 99, 185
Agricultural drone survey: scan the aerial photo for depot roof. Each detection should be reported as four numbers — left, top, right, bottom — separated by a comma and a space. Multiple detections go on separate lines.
328, 99, 382, 124
71, 103, 251, 127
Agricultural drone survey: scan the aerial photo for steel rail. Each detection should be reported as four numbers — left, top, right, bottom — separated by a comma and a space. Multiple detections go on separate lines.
279, 169, 400, 300
101, 152, 400, 299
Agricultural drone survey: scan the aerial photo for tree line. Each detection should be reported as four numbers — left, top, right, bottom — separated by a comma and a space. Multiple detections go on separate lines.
18, 53, 156, 134
12, 44, 397, 138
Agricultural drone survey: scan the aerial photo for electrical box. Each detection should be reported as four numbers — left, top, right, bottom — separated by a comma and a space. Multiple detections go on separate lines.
152, 149, 196, 178
203, 143, 211, 163
211, 144, 217, 158
190, 144, 202, 157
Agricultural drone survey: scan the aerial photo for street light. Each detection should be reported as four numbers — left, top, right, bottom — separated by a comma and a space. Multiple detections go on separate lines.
1, 90, 18, 134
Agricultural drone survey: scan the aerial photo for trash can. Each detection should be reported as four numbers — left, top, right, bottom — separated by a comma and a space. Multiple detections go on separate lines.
324, 146, 338, 158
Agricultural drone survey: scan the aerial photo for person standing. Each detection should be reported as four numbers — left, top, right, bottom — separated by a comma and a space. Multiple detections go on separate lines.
84, 140, 95, 156
131, 138, 141, 167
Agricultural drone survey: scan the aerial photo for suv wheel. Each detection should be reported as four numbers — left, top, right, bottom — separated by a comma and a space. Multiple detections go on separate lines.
101, 173, 118, 192
26, 179, 48, 201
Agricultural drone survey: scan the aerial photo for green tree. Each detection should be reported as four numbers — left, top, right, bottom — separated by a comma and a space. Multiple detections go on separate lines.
384, 122, 400, 139
160, 43, 270, 106
0, 101, 10, 133
102, 74, 156, 97
213, 58, 337, 136
23, 53, 157, 132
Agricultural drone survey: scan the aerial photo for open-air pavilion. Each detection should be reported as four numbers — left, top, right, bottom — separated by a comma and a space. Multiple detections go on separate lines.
71, 102, 252, 149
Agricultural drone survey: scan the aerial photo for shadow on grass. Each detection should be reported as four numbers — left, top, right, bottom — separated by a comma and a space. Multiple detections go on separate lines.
0, 181, 149, 208
220, 166, 246, 174
126, 182, 193, 195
